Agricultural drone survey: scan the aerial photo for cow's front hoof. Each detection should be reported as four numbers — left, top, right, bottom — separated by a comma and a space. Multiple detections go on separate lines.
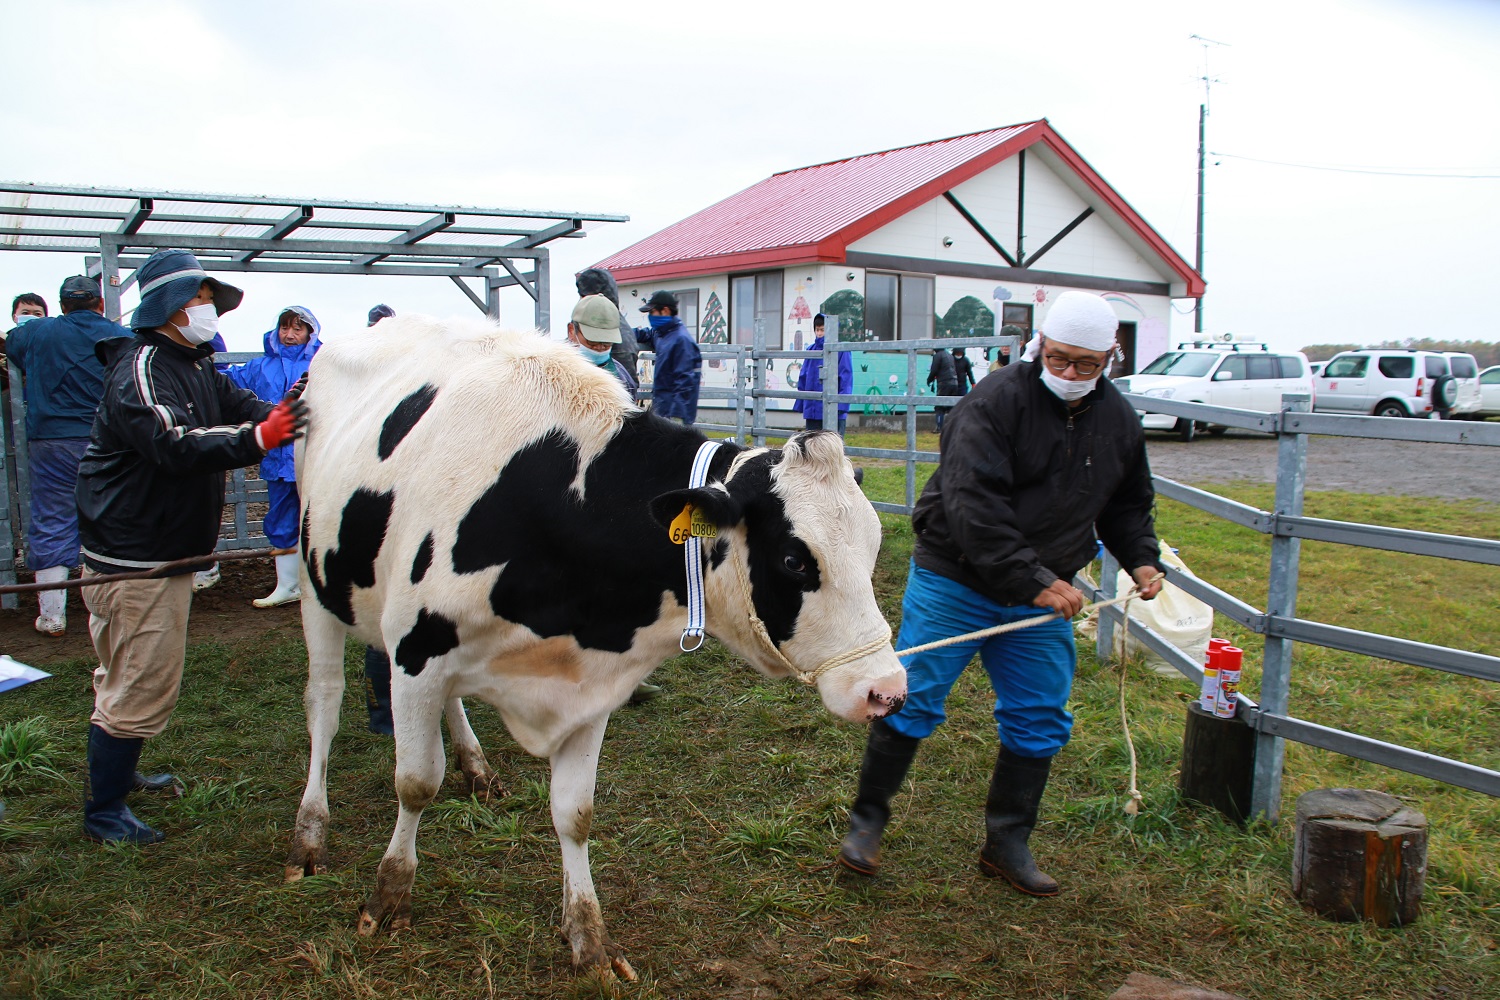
567, 938, 637, 983
358, 892, 413, 936
284, 839, 328, 883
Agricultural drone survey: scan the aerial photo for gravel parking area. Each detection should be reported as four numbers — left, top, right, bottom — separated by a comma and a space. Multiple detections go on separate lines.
1145, 427, 1500, 501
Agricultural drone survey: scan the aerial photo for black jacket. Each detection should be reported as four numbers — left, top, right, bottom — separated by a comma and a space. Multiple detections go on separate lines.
912, 361, 1163, 605
926, 349, 958, 391
953, 353, 977, 393
76, 331, 274, 572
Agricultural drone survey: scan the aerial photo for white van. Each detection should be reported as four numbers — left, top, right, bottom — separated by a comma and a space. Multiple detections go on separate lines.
1313, 349, 1482, 418
1115, 341, 1316, 442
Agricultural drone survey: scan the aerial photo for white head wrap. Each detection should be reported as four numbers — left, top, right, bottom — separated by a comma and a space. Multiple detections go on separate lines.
1022, 291, 1119, 361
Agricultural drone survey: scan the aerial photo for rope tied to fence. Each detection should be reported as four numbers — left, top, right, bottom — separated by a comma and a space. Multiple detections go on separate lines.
891, 571, 1165, 818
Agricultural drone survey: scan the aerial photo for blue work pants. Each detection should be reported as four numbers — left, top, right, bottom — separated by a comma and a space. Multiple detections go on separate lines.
263, 479, 300, 550
27, 437, 89, 570
886, 562, 1077, 758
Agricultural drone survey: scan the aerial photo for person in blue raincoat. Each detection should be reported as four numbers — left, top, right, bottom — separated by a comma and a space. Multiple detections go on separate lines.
226, 306, 320, 607
636, 290, 701, 425
793, 313, 854, 436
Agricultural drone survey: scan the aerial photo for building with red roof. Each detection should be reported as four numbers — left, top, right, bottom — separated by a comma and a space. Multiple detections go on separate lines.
593, 120, 1202, 408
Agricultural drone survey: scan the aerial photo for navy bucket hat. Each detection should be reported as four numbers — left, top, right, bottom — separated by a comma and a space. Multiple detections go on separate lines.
131, 249, 243, 331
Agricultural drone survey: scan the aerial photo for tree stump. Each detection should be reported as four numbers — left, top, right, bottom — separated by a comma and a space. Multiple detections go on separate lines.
1292, 788, 1427, 927
1178, 703, 1255, 824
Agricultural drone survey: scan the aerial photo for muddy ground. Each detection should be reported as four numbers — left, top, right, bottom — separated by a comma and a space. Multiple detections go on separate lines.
1144, 427, 1499, 501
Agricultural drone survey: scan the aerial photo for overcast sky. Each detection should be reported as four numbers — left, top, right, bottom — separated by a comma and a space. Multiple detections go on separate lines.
3, 0, 1497, 355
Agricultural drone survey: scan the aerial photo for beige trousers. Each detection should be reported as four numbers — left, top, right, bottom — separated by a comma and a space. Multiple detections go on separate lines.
84, 569, 194, 739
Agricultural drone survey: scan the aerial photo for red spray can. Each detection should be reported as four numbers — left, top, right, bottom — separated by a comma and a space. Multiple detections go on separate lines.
1214, 646, 1244, 719
1200, 638, 1230, 713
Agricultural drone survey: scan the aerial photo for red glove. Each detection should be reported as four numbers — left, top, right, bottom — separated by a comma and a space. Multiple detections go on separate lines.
255, 389, 309, 452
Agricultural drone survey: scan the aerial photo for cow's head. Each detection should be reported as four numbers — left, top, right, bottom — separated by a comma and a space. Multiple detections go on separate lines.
651, 432, 907, 723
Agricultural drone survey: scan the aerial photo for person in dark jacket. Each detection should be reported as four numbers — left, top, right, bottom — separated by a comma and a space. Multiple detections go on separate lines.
952, 347, 977, 395
637, 290, 701, 425
75, 249, 307, 845
226, 306, 321, 607
926, 345, 960, 433
575, 267, 638, 379
793, 313, 854, 435
837, 291, 1165, 896
7, 276, 131, 636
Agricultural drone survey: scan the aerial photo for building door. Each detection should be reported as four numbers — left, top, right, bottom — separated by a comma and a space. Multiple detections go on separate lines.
1110, 321, 1137, 378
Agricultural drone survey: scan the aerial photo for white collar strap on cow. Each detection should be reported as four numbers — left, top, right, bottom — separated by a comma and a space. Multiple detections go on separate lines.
678, 440, 722, 652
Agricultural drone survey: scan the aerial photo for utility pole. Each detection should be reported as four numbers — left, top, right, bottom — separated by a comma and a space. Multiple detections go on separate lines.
1190, 34, 1228, 335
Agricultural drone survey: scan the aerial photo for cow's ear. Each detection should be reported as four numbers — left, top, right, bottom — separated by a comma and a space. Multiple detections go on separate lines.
649, 487, 742, 531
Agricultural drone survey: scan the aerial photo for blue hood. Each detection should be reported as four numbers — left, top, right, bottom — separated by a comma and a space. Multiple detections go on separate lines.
263, 305, 322, 360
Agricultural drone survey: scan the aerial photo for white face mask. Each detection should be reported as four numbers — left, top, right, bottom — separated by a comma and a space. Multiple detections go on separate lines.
1040, 366, 1099, 403
174, 302, 220, 345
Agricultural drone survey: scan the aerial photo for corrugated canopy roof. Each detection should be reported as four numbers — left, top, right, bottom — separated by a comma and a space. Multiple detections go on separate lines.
593, 120, 1203, 296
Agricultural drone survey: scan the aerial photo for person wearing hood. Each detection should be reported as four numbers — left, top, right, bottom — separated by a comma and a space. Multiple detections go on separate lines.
226, 306, 321, 607
835, 291, 1164, 896
575, 268, 638, 378
793, 313, 853, 436
7, 277, 131, 636
636, 290, 701, 425
75, 249, 307, 845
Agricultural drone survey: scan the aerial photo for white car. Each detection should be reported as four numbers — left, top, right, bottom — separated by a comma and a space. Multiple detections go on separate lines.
1314, 349, 1483, 419
1480, 365, 1500, 418
1115, 345, 1316, 442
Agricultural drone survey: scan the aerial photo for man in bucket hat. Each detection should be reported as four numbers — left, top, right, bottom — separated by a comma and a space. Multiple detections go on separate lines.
834, 291, 1164, 895
74, 249, 308, 845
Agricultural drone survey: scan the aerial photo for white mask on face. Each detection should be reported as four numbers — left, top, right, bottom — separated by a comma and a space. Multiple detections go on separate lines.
175, 302, 220, 345
1040, 366, 1099, 403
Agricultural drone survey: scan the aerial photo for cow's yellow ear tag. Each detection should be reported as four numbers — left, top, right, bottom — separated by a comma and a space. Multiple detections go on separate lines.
669, 505, 693, 545
689, 505, 718, 539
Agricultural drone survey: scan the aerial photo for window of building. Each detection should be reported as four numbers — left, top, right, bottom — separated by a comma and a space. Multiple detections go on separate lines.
730, 272, 783, 348
667, 289, 699, 339
864, 272, 934, 340
1001, 303, 1033, 334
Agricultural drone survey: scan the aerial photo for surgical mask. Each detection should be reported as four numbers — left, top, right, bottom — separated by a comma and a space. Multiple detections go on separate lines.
174, 302, 220, 345
1040, 366, 1099, 403
574, 343, 613, 367
647, 314, 673, 329
12, 314, 40, 326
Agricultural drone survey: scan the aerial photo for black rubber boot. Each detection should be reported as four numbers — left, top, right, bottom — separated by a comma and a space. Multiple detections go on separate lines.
977, 746, 1059, 896
83, 724, 164, 845
364, 646, 394, 735
837, 718, 920, 876
133, 771, 181, 794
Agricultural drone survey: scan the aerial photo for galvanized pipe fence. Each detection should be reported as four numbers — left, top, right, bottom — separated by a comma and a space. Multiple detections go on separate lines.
6, 332, 1496, 820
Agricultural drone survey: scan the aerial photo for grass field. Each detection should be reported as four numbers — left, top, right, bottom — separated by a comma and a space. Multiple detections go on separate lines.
2, 456, 1497, 998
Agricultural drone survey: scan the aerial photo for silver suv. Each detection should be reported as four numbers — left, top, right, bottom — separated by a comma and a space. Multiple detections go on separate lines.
1314, 349, 1482, 418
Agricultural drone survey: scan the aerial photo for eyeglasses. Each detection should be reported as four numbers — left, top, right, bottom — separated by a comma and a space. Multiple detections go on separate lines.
1042, 352, 1105, 377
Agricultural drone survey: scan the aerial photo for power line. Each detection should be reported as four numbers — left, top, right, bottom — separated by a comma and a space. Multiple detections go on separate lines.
1209, 151, 1500, 179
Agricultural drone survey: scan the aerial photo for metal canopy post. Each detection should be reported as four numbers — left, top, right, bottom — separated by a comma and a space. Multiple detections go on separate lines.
533, 248, 550, 332
99, 238, 123, 322
1250, 393, 1310, 822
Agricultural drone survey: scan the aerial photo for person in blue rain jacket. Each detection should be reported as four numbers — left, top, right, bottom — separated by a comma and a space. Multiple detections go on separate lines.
226, 305, 320, 607
793, 313, 854, 435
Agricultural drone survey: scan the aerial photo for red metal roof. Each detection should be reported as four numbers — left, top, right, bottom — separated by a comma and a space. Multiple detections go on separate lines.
593, 120, 1204, 296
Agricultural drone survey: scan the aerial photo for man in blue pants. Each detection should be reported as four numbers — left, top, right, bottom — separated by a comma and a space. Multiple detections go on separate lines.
7, 276, 131, 636
836, 291, 1164, 896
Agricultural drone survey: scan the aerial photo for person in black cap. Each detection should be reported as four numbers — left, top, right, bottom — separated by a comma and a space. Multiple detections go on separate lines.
6, 276, 131, 637
74, 249, 308, 845
367, 303, 395, 327
574, 268, 638, 378
637, 290, 702, 425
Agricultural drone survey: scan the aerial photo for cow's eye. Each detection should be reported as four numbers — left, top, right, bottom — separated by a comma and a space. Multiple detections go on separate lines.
782, 554, 807, 575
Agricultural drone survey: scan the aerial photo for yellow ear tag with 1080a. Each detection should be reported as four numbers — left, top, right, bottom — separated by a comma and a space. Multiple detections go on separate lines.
669, 504, 718, 545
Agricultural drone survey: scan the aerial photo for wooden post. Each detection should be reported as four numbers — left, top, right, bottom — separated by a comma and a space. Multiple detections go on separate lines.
1179, 703, 1256, 824
1292, 788, 1427, 927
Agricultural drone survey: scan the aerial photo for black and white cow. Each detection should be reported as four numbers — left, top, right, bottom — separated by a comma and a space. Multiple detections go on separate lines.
285, 315, 906, 978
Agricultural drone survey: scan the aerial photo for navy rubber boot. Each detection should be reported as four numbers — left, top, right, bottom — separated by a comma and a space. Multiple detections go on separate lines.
364, 646, 394, 735
84, 725, 164, 845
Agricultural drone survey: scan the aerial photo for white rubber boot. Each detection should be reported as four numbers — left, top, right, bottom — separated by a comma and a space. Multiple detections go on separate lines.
192, 563, 220, 592
253, 553, 302, 608
34, 566, 69, 637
